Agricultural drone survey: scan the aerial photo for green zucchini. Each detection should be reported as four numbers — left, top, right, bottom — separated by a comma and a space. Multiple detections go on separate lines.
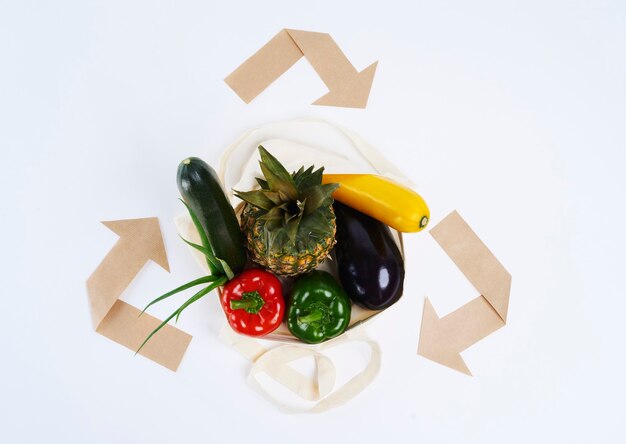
177, 157, 247, 275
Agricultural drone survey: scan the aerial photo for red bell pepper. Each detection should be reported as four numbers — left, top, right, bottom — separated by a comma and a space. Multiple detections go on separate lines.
220, 268, 285, 337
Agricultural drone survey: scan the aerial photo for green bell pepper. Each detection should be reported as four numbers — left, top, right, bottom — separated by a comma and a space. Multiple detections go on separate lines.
286, 270, 351, 344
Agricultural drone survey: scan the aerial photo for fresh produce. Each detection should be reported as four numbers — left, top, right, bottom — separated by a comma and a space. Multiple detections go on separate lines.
321, 174, 430, 233
177, 157, 247, 275
220, 269, 285, 337
286, 270, 351, 344
235, 146, 339, 276
334, 202, 405, 310
137, 149, 416, 350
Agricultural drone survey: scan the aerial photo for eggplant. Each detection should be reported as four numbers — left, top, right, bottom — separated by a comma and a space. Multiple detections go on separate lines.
333, 202, 405, 310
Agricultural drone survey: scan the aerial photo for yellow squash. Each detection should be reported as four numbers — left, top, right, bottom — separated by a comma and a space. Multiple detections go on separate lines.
322, 174, 430, 232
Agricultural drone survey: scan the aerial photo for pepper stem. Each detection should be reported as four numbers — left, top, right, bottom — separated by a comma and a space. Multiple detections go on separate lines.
230, 291, 265, 314
297, 310, 324, 325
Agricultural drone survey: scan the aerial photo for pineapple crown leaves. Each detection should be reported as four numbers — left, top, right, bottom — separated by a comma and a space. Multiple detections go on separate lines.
234, 146, 339, 244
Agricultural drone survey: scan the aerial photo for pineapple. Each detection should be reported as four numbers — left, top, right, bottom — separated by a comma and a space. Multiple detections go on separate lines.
234, 146, 339, 276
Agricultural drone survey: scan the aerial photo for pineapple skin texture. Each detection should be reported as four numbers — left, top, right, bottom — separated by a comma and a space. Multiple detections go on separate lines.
240, 203, 337, 276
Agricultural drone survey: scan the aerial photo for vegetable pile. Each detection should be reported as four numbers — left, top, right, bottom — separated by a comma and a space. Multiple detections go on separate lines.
138, 146, 429, 350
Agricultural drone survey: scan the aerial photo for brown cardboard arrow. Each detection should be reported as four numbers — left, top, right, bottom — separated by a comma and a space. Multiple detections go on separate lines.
417, 211, 512, 375
224, 29, 377, 108
86, 218, 192, 371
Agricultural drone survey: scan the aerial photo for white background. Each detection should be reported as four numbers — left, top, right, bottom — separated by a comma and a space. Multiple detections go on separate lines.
2, 0, 625, 442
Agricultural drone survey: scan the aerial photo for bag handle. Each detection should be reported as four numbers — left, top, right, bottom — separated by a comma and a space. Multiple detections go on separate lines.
220, 326, 381, 413
217, 118, 413, 194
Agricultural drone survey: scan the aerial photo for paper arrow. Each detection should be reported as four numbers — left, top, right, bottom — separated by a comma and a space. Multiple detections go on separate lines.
224, 29, 378, 108
86, 218, 192, 371
417, 211, 512, 375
